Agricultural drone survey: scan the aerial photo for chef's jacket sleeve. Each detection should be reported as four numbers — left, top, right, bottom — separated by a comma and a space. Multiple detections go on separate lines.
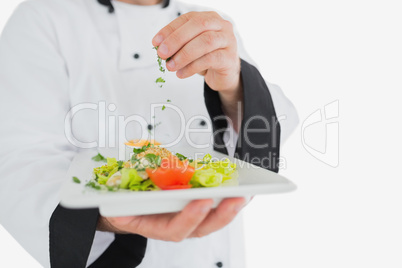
233, 18, 299, 144
0, 3, 108, 267
204, 19, 299, 171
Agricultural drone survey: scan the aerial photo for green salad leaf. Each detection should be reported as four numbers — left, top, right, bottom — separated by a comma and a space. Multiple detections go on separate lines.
120, 168, 142, 189
206, 159, 237, 182
119, 168, 158, 191
93, 157, 120, 184
130, 179, 158, 191
191, 169, 223, 187
191, 158, 238, 187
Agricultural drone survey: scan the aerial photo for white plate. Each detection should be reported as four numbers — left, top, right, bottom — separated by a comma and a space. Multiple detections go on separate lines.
60, 147, 296, 217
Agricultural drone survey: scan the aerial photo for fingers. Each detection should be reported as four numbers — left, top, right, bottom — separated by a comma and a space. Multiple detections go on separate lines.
152, 13, 192, 47
105, 197, 245, 242
189, 197, 246, 238
108, 199, 214, 242
165, 199, 214, 242
176, 49, 235, 79
154, 13, 224, 59
106, 216, 140, 232
166, 30, 230, 72
152, 11, 240, 92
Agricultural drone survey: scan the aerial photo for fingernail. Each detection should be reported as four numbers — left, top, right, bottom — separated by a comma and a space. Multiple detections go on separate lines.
153, 34, 163, 45
158, 44, 168, 55
167, 59, 175, 69
176, 69, 183, 78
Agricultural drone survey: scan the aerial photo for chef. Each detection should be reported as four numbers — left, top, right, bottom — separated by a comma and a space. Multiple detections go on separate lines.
0, 0, 298, 267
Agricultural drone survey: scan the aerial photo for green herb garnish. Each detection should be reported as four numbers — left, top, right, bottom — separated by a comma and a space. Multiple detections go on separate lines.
72, 176, 81, 184
86, 181, 101, 190
133, 144, 152, 155
154, 46, 166, 87
175, 153, 187, 161
175, 153, 193, 163
144, 153, 162, 167
162, 105, 166, 111
92, 153, 107, 162
117, 160, 124, 171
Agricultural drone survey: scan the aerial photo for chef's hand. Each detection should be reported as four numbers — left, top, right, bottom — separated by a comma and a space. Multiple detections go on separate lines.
98, 198, 245, 241
152, 11, 243, 131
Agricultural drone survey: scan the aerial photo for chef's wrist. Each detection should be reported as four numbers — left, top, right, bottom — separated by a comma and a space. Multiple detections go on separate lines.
97, 216, 128, 234
218, 75, 244, 132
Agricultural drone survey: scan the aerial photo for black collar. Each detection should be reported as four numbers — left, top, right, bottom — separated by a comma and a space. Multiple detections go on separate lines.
98, 0, 170, 13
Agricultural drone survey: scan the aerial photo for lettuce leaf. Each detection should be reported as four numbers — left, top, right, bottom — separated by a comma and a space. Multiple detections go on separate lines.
119, 168, 158, 191
207, 159, 237, 182
120, 168, 143, 189
191, 169, 223, 187
190, 158, 238, 187
93, 157, 120, 185
129, 179, 158, 191
107, 157, 117, 167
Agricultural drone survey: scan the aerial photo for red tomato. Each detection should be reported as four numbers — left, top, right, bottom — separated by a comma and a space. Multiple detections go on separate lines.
146, 156, 195, 190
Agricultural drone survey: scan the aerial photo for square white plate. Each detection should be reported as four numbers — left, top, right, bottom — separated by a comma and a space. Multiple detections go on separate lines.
60, 147, 296, 217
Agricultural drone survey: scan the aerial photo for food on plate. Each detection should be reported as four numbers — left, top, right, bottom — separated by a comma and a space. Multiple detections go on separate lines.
146, 155, 195, 190
125, 139, 161, 147
86, 144, 238, 191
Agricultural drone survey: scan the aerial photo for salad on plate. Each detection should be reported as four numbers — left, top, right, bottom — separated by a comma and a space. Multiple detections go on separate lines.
83, 143, 238, 192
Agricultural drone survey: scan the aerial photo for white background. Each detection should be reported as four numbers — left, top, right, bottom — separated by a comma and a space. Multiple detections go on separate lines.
1, 0, 402, 267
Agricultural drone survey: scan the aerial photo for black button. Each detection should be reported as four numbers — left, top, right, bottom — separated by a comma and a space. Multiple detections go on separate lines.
177, 12, 181, 16
216, 262, 223, 267
147, 124, 153, 130
133, 53, 140, 59
200, 120, 206, 126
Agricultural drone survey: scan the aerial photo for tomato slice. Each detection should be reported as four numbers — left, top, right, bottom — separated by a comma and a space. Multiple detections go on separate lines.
161, 185, 192, 190
146, 156, 195, 190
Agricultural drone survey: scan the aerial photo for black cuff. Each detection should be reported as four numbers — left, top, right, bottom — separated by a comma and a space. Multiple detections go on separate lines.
204, 59, 281, 172
49, 205, 99, 267
204, 79, 228, 155
88, 234, 147, 268
49, 205, 148, 268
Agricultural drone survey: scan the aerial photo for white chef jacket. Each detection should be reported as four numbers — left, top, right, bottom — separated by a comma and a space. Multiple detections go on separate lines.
0, 0, 299, 267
